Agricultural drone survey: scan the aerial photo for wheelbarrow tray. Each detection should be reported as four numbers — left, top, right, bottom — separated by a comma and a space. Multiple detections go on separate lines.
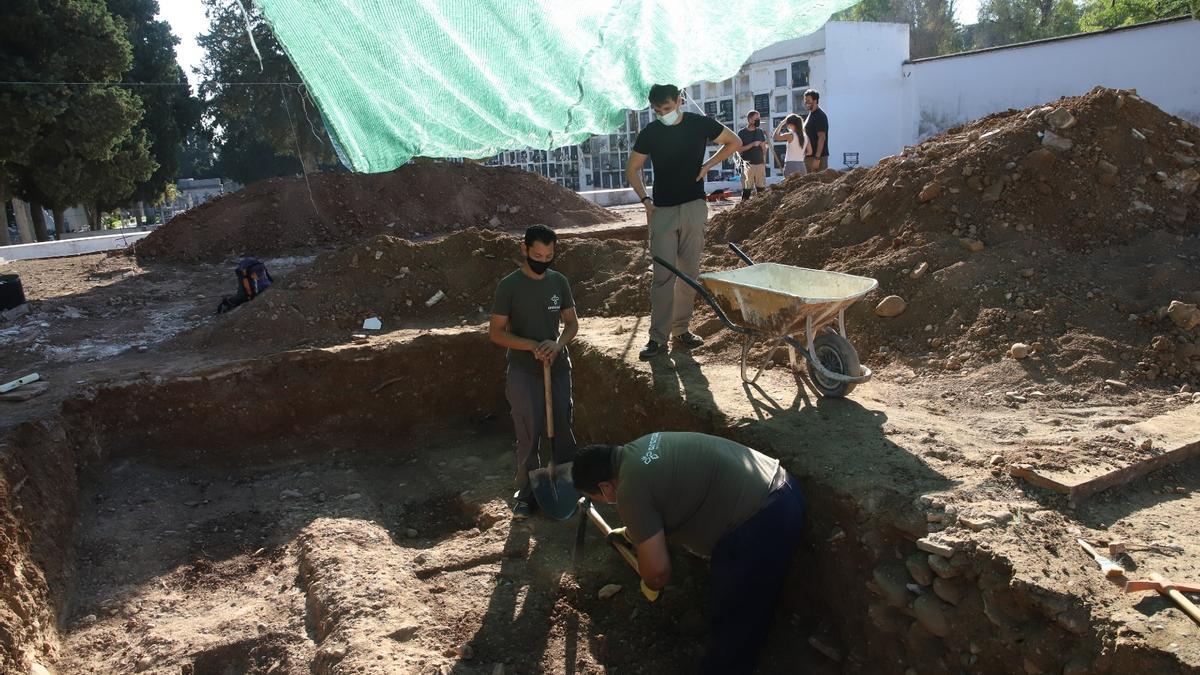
699, 263, 878, 337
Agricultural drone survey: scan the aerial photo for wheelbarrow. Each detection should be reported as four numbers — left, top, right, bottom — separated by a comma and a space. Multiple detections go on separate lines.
652, 243, 877, 397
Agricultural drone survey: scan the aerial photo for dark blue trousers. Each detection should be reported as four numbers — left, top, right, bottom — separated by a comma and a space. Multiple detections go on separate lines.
700, 474, 807, 675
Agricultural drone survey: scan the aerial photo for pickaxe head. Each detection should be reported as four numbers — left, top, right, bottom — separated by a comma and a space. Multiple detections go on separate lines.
1125, 573, 1200, 594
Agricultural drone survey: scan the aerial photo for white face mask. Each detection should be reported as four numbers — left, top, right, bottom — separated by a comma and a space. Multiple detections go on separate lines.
657, 108, 681, 125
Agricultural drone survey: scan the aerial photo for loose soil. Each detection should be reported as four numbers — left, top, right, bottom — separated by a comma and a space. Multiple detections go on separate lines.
166, 229, 653, 357
708, 86, 1200, 392
133, 162, 619, 263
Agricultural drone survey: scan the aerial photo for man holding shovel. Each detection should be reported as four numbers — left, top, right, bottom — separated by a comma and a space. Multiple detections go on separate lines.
573, 432, 806, 674
488, 225, 579, 519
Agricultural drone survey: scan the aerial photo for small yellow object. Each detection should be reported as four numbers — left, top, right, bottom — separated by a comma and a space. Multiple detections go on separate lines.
640, 579, 660, 602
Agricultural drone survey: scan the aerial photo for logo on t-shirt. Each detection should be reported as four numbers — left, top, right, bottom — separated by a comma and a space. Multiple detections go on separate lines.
548, 294, 561, 311
642, 432, 661, 464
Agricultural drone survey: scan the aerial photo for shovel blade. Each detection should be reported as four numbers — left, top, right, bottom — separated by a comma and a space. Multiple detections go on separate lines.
529, 462, 578, 521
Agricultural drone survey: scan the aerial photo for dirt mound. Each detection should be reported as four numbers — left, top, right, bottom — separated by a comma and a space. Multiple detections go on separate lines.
178, 229, 651, 352
708, 87, 1200, 388
134, 162, 618, 262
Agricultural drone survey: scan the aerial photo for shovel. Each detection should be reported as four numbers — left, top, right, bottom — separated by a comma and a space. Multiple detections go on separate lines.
528, 360, 578, 521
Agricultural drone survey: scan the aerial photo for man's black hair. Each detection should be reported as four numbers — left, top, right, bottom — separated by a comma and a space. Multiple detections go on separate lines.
746, 110, 759, 120
648, 84, 681, 106
804, 88, 821, 102
524, 224, 557, 248
572, 444, 619, 495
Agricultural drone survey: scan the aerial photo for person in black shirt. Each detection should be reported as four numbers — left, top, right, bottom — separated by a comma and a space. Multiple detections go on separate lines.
625, 84, 740, 361
803, 88, 829, 173
736, 111, 768, 201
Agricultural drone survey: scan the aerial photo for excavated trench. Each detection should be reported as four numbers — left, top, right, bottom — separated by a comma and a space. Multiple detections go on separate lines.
0, 329, 1186, 674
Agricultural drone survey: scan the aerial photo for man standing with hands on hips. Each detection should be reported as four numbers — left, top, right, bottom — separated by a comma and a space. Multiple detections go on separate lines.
803, 88, 829, 173
624, 84, 741, 361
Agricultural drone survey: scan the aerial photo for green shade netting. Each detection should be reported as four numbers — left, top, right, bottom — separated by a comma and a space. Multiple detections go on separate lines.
256, 0, 860, 173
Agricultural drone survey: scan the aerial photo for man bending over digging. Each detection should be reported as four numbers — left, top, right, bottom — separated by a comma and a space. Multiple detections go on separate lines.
488, 225, 579, 519
573, 432, 806, 674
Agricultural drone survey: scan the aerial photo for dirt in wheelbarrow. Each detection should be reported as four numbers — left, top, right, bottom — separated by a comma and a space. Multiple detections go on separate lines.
705, 86, 1200, 395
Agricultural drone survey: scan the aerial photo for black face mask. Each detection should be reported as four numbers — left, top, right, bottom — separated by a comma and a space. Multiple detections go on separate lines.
527, 257, 553, 275
749, 119, 759, 128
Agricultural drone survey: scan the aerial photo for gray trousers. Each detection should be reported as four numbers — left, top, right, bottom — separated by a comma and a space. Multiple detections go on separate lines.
506, 365, 577, 497
649, 198, 708, 344
783, 160, 806, 177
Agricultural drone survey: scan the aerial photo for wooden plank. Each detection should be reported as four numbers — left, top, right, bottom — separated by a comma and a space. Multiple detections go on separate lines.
1010, 406, 1200, 506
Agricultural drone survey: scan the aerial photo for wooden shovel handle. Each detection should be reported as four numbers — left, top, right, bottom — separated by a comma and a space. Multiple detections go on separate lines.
1166, 588, 1200, 625
543, 360, 554, 439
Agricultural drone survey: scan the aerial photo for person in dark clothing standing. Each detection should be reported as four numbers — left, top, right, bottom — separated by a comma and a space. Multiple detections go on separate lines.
736, 111, 768, 201
625, 84, 741, 362
573, 432, 807, 675
803, 88, 829, 173
488, 225, 579, 519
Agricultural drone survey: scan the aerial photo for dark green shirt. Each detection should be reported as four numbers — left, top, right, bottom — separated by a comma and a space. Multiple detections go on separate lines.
491, 268, 575, 373
615, 432, 780, 557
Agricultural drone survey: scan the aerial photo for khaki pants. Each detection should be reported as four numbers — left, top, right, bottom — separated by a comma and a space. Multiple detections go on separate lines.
805, 156, 828, 173
649, 199, 707, 345
741, 162, 765, 189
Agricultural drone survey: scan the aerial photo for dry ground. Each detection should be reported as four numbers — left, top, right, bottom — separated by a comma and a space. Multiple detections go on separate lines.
1, 202, 1197, 674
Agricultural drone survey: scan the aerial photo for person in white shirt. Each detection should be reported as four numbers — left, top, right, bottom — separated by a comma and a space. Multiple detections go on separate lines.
774, 114, 808, 177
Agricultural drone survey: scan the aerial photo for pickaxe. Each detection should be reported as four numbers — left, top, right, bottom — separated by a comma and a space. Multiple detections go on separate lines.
572, 497, 639, 573
1125, 574, 1200, 626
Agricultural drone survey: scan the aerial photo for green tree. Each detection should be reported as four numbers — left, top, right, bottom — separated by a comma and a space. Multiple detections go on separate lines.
0, 0, 135, 242
214, 121, 304, 185
18, 86, 155, 235
106, 0, 201, 220
177, 127, 220, 180
973, 0, 1082, 48
0, 0, 156, 240
1079, 0, 1196, 29
197, 0, 335, 176
835, 0, 963, 58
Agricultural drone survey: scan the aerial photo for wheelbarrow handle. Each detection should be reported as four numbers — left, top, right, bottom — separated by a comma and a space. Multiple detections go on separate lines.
727, 242, 756, 267
651, 256, 750, 336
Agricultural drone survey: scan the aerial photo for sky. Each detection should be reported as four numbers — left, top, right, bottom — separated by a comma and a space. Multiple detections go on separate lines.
157, 1, 209, 89
956, 0, 981, 25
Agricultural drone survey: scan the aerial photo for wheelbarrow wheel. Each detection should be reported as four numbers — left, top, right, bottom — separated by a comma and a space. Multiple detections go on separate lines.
809, 331, 862, 398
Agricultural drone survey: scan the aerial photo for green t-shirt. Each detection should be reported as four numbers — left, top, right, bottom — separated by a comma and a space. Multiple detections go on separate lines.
615, 432, 780, 557
491, 268, 575, 373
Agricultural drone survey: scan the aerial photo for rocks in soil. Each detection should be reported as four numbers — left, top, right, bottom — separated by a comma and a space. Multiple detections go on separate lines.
1008, 343, 1032, 360
912, 594, 952, 638
905, 553, 934, 586
1167, 300, 1200, 331
1041, 131, 1073, 151
1046, 108, 1077, 130
875, 295, 907, 318
959, 237, 985, 252
597, 584, 623, 600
